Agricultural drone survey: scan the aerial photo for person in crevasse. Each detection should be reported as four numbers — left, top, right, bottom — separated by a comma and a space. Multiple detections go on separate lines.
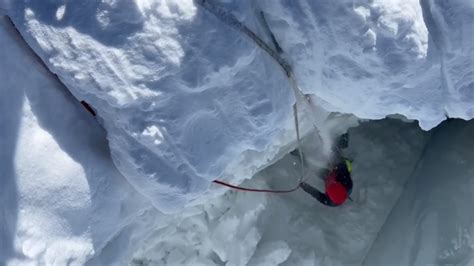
296, 133, 353, 207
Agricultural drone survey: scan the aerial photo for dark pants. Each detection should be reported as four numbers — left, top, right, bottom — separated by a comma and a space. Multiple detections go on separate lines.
300, 182, 337, 207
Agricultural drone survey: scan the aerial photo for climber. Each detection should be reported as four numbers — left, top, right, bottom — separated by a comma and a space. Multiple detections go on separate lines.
294, 133, 353, 206
300, 158, 353, 206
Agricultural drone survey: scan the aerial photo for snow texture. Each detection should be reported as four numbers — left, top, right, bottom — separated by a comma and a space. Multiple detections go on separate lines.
129, 118, 433, 266
1, 0, 474, 265
0, 16, 152, 264
6, 0, 299, 212
3, 0, 473, 212
258, 0, 474, 130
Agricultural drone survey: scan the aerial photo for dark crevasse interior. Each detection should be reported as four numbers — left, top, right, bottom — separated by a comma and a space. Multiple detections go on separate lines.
251, 118, 473, 265
363, 119, 474, 265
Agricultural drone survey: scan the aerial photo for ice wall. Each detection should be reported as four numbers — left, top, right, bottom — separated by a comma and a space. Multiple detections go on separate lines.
363, 119, 474, 265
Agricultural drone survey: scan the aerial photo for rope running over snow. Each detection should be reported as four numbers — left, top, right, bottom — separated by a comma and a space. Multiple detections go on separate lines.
197, 0, 318, 193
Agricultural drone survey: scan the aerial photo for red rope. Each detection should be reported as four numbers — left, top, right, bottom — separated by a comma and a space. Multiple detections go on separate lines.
212, 179, 300, 194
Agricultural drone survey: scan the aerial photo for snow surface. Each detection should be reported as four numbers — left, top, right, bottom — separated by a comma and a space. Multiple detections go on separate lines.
0, 16, 151, 264
1, 0, 474, 265
0, 14, 328, 264
258, 0, 474, 129
3, 0, 473, 212
5, 0, 299, 212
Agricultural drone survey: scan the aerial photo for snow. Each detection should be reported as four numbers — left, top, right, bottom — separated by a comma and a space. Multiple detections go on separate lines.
3, 0, 472, 212
0, 16, 150, 264
240, 119, 431, 265
6, 0, 300, 212
0, 0, 473, 265
122, 118, 432, 265
259, 0, 474, 130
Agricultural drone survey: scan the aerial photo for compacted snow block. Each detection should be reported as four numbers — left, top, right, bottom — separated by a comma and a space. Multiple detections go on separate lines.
5, 0, 474, 211
0, 16, 152, 264
6, 0, 295, 212
258, 0, 474, 129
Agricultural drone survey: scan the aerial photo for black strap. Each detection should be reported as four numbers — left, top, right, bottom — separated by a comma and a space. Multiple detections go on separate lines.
300, 182, 337, 207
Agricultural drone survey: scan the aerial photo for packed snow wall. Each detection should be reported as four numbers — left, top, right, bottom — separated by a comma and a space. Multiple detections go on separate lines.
363, 119, 474, 265
2, 0, 473, 213
258, 0, 474, 129
4, 0, 299, 212
0, 16, 158, 264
